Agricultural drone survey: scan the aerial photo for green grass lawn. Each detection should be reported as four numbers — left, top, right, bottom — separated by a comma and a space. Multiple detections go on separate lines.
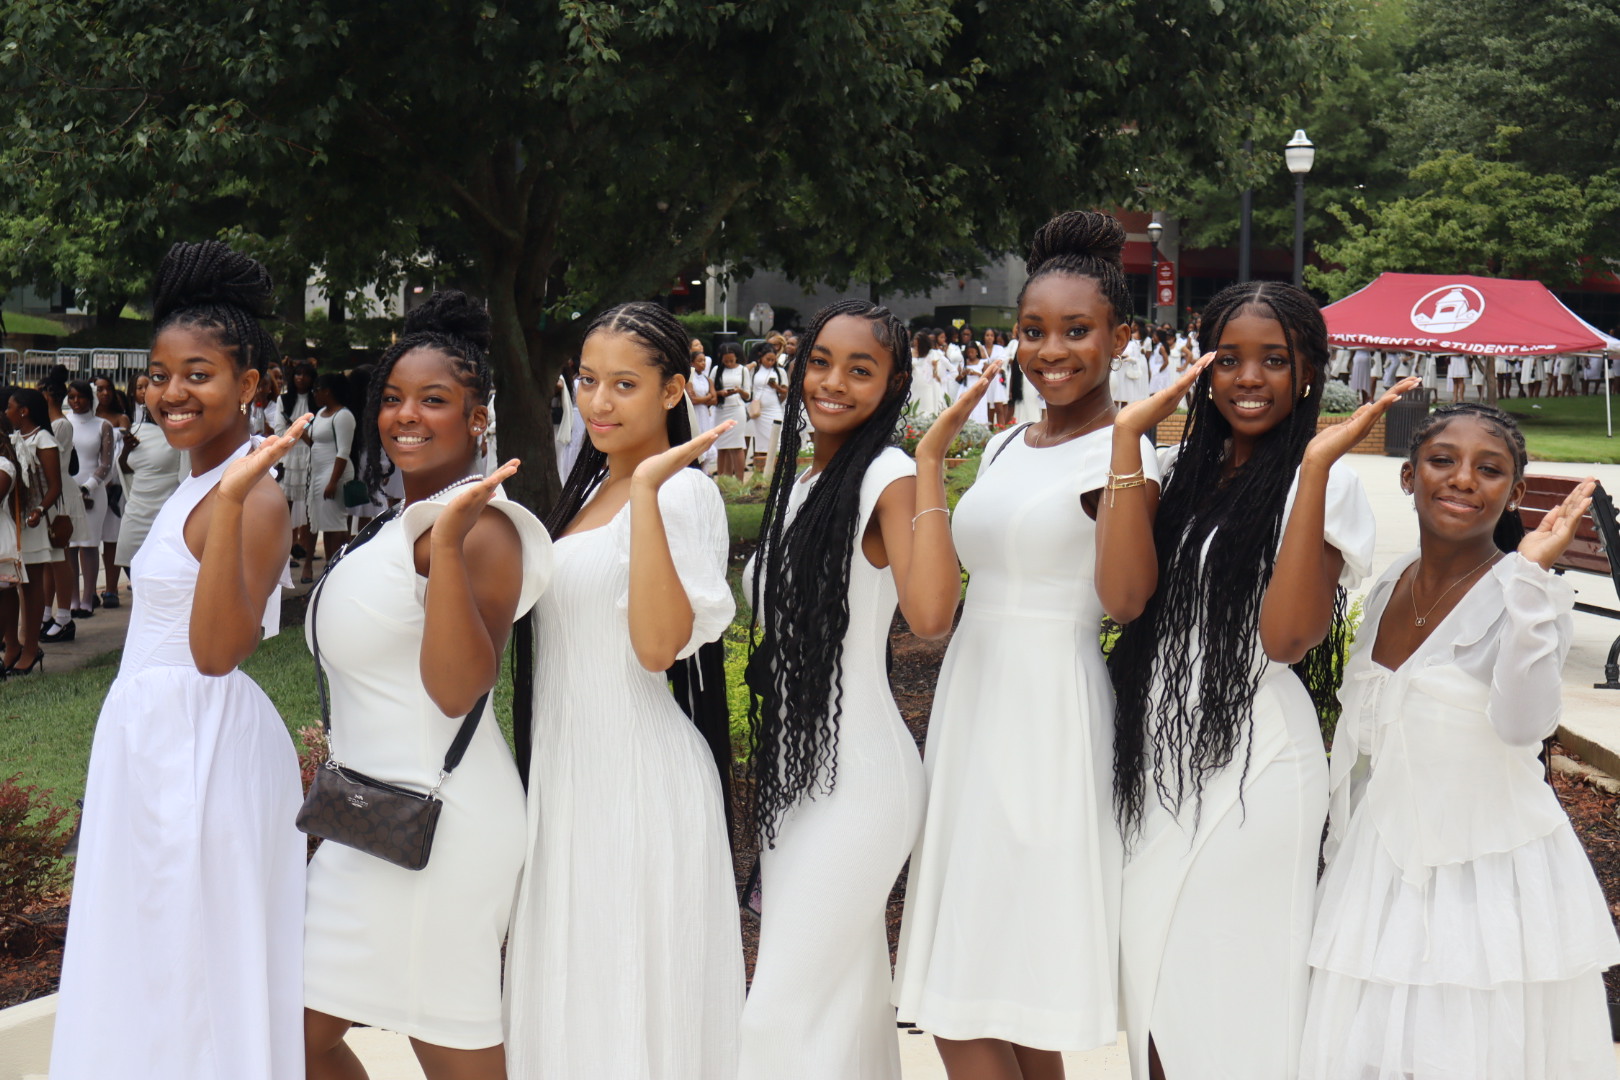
1498, 395, 1620, 464
1, 312, 70, 338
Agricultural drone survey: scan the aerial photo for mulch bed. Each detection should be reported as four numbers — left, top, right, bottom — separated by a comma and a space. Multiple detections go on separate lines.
8, 621, 1619, 1014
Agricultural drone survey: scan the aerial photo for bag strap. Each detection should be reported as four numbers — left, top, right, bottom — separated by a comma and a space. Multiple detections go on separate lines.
308, 506, 489, 778
984, 423, 1033, 471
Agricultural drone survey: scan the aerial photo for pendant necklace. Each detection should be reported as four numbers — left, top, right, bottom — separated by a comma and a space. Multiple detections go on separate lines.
1410, 550, 1500, 627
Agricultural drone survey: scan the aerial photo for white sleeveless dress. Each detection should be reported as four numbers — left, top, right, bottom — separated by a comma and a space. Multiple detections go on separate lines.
302, 490, 553, 1048
1118, 452, 1375, 1080
505, 466, 744, 1079
738, 446, 927, 1080
50, 442, 304, 1080
894, 425, 1160, 1050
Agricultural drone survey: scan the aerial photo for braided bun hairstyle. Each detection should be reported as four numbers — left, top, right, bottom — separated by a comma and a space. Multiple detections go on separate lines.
151, 241, 280, 374
358, 290, 495, 494
1017, 210, 1133, 326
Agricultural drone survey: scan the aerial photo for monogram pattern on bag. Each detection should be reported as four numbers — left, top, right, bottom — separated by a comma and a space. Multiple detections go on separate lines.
296, 762, 442, 871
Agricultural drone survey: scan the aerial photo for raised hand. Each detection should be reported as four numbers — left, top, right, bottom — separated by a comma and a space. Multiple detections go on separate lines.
1116, 353, 1213, 437
432, 459, 520, 548
916, 360, 1003, 463
633, 420, 736, 490
218, 413, 313, 505
1302, 376, 1421, 469
1519, 477, 1596, 571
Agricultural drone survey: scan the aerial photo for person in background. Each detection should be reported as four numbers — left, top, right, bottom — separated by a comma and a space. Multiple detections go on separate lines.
93, 375, 132, 608
2, 387, 61, 675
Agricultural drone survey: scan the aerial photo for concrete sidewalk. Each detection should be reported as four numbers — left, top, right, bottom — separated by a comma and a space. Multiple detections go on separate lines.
1337, 454, 1620, 773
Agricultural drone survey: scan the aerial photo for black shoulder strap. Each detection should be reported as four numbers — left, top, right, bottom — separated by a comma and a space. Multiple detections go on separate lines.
308, 506, 488, 776
984, 423, 1033, 471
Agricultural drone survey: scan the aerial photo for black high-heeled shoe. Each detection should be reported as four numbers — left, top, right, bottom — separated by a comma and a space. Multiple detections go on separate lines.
4, 651, 43, 677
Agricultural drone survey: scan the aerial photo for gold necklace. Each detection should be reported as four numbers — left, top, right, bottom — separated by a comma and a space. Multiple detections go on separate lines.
1409, 551, 1500, 627
1030, 400, 1115, 448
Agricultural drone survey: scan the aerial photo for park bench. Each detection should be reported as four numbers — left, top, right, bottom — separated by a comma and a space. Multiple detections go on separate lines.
1519, 476, 1620, 689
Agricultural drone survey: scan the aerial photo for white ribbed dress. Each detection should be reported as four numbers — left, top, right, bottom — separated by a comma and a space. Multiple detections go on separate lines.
738, 446, 927, 1080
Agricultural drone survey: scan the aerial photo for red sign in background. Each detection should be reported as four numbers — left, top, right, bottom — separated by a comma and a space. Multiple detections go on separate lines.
1155, 261, 1176, 308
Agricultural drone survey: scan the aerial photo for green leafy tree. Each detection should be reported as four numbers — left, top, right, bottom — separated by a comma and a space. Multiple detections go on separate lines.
2, 0, 1346, 508
1306, 138, 1620, 300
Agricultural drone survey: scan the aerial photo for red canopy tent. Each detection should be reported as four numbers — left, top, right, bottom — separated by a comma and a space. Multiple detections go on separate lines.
1322, 272, 1610, 355
1322, 272, 1615, 437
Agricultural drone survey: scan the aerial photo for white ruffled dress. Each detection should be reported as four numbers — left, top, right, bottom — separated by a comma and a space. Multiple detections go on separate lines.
1303, 551, 1620, 1080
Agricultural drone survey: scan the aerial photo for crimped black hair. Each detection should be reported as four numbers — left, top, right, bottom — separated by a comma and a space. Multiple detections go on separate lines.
151, 240, 280, 374
1108, 280, 1345, 839
744, 299, 914, 847
356, 290, 493, 496
511, 303, 732, 834
1407, 401, 1529, 552
1017, 210, 1133, 326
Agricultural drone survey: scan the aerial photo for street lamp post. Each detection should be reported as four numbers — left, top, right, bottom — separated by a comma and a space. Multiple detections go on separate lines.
1285, 129, 1315, 289
1146, 218, 1164, 323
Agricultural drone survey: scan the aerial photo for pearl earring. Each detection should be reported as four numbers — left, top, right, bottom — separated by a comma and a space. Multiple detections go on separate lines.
240, 402, 248, 415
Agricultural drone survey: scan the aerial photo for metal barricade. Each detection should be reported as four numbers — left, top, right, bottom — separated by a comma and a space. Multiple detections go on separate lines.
19, 350, 57, 387
0, 349, 19, 384
53, 348, 92, 376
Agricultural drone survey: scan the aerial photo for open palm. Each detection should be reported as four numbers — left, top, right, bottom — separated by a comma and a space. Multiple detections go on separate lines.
1519, 478, 1596, 571
218, 413, 312, 505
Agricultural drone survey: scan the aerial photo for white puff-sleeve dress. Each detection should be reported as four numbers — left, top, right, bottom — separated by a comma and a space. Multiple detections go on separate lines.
505, 466, 744, 1079
50, 442, 304, 1080
894, 425, 1161, 1051
1118, 452, 1376, 1080
1302, 551, 1620, 1079
302, 489, 553, 1049
738, 446, 927, 1080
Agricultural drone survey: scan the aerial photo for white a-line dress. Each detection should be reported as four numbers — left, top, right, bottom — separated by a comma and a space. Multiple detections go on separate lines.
306, 406, 356, 532
48, 417, 90, 555
894, 425, 1160, 1050
753, 364, 787, 451
911, 355, 948, 417
505, 466, 744, 1079
1118, 452, 1374, 1080
738, 446, 927, 1080
713, 365, 752, 451
50, 443, 304, 1080
303, 491, 553, 1048
1302, 551, 1620, 1080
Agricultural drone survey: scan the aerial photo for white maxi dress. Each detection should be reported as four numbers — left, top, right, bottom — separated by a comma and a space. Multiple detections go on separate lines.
894, 425, 1160, 1050
505, 466, 744, 1079
303, 491, 553, 1048
50, 442, 304, 1080
738, 446, 927, 1080
1118, 453, 1375, 1080
1302, 551, 1620, 1080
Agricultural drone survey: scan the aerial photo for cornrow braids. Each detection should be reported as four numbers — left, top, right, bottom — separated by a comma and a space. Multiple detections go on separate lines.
513, 304, 729, 837
1016, 210, 1133, 328
151, 241, 280, 375
1108, 281, 1346, 840
1407, 401, 1529, 551
281, 360, 317, 417
356, 290, 495, 497
744, 299, 913, 848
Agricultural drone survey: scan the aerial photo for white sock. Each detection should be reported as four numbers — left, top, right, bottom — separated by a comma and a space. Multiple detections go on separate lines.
54, 610, 71, 626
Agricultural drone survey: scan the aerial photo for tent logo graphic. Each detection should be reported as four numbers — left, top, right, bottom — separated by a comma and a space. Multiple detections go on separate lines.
1410, 285, 1485, 333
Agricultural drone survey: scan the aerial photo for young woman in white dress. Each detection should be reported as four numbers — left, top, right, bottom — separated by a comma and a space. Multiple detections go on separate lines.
304, 372, 356, 563
911, 331, 948, 417
712, 341, 752, 479
92, 375, 130, 606
1097, 281, 1412, 1080
40, 383, 90, 641
960, 343, 992, 424
64, 380, 114, 616
50, 240, 308, 1080
983, 328, 1010, 425
2, 388, 62, 675
1115, 326, 1150, 408
895, 211, 1158, 1080
505, 301, 743, 1080
739, 301, 995, 1080
1302, 404, 1620, 1080
277, 361, 316, 575
752, 345, 788, 473
302, 292, 552, 1080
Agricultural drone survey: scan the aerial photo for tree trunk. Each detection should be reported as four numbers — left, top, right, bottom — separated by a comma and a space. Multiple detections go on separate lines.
485, 259, 565, 516
278, 265, 309, 358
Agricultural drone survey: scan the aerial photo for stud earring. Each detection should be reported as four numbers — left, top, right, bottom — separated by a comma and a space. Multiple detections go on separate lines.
1508, 503, 1519, 512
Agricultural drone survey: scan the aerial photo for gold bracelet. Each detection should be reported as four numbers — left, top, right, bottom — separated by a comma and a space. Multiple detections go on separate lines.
912, 506, 949, 528
1105, 475, 1148, 508
1106, 468, 1145, 485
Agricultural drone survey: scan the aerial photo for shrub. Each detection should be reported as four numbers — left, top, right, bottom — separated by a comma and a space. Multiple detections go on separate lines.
1319, 380, 1360, 415
0, 775, 75, 917
296, 726, 328, 793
